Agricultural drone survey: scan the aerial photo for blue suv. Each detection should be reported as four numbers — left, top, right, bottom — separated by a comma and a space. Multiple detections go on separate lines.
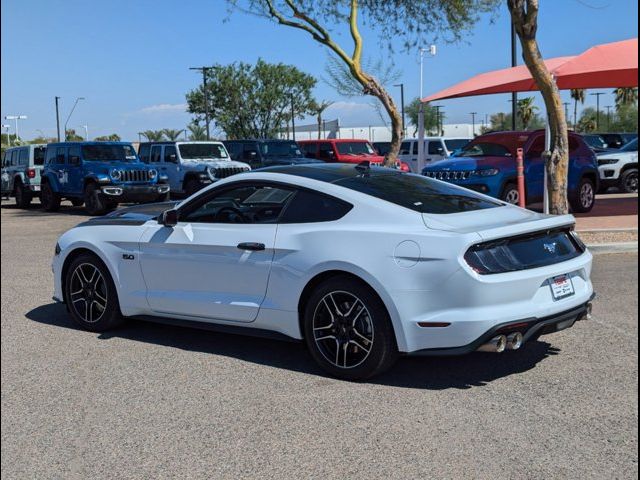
422, 130, 599, 213
41, 142, 170, 215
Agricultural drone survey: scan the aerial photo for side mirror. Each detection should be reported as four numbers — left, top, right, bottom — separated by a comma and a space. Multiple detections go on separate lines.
167, 154, 178, 163
159, 209, 179, 227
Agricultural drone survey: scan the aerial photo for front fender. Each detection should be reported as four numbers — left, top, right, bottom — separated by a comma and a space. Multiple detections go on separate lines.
42, 172, 62, 192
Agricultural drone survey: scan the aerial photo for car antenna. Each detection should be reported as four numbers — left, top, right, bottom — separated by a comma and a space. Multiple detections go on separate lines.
355, 160, 370, 173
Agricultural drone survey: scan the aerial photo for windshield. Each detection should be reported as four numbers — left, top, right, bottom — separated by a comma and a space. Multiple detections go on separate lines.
620, 138, 638, 152
335, 172, 502, 214
584, 135, 607, 149
336, 142, 375, 156
81, 144, 138, 162
444, 139, 470, 152
178, 143, 228, 160
459, 142, 512, 157
260, 141, 302, 158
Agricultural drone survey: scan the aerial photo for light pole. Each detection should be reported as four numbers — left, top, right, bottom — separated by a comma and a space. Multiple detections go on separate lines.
64, 97, 85, 140
605, 105, 613, 130
563, 102, 571, 126
55, 96, 61, 141
2, 124, 11, 146
470, 112, 478, 137
418, 45, 436, 167
511, 23, 518, 130
190, 66, 214, 140
80, 125, 89, 140
290, 94, 296, 140
590, 92, 605, 131
393, 83, 405, 135
433, 105, 444, 135
4, 115, 27, 144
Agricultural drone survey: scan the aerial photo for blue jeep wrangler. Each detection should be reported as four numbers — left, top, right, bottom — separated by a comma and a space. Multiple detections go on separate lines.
41, 142, 170, 215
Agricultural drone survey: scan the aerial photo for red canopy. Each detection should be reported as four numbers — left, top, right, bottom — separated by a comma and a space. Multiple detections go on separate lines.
423, 38, 638, 102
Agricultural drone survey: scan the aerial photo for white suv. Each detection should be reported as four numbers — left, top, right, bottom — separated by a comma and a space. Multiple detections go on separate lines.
399, 137, 471, 173
597, 138, 638, 193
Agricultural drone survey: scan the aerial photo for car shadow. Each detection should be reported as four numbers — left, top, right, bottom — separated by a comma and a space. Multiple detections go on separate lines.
26, 303, 559, 390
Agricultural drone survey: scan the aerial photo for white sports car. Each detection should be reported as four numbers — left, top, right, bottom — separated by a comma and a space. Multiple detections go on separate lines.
52, 163, 595, 380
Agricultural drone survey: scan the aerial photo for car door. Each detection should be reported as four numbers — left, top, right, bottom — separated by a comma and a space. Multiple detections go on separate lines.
162, 144, 181, 191
138, 182, 292, 323
66, 145, 85, 195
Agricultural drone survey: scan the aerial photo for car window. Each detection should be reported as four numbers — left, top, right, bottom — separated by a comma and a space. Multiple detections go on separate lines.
56, 147, 66, 164
1, 152, 6, 168
568, 136, 581, 153
82, 144, 138, 162
45, 147, 56, 165
459, 142, 512, 157
428, 141, 445, 155
150, 145, 163, 163
399, 141, 411, 155
139, 144, 150, 163
68, 146, 81, 164
10, 150, 18, 166
242, 143, 259, 161
19, 148, 28, 166
279, 189, 353, 223
33, 146, 46, 166
444, 139, 470, 152
620, 138, 638, 152
334, 172, 502, 214
301, 143, 317, 158
179, 143, 228, 160
164, 145, 177, 163
336, 142, 375, 155
318, 143, 333, 160
182, 184, 294, 224
527, 136, 545, 158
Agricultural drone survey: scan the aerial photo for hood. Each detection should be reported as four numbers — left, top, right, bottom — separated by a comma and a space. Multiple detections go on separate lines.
190, 159, 250, 169
597, 150, 637, 160
86, 162, 150, 174
423, 204, 576, 240
76, 201, 178, 227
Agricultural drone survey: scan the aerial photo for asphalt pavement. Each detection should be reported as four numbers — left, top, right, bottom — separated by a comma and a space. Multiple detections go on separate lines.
1, 201, 638, 479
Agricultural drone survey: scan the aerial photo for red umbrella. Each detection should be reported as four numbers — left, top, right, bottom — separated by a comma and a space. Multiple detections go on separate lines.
423, 38, 638, 102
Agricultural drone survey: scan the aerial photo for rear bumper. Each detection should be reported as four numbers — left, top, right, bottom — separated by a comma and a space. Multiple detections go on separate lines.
100, 184, 170, 202
407, 293, 595, 356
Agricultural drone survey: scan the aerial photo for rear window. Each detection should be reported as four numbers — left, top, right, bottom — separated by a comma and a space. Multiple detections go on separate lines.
334, 172, 502, 214
34, 146, 46, 166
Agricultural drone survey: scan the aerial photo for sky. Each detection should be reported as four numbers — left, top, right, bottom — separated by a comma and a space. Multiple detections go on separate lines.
1, 0, 638, 141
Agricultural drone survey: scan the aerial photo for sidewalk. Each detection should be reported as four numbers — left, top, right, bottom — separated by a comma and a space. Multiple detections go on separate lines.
574, 193, 638, 251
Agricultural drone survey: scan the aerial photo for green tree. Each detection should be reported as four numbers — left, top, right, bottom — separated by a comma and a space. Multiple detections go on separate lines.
509, 0, 571, 214
187, 121, 207, 141
65, 129, 83, 141
610, 104, 639, 132
186, 59, 317, 139
614, 87, 638, 110
1, 133, 20, 147
309, 100, 334, 139
162, 129, 184, 141
405, 99, 442, 136
570, 89, 586, 128
94, 134, 121, 142
140, 130, 165, 141
577, 107, 597, 133
516, 97, 539, 130
486, 111, 544, 132
227, 0, 500, 164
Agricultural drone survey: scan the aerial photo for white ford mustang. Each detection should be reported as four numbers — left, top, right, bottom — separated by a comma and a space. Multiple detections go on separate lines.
52, 163, 594, 380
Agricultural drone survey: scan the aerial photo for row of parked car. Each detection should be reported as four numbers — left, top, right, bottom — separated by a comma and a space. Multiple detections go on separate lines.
1, 131, 636, 215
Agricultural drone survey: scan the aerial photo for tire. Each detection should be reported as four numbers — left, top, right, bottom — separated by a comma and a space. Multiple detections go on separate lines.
70, 198, 84, 207
618, 168, 638, 194
184, 178, 201, 197
570, 177, 596, 213
64, 252, 125, 332
14, 182, 32, 209
40, 182, 61, 212
157, 191, 171, 202
303, 275, 398, 381
500, 182, 521, 205
84, 183, 108, 216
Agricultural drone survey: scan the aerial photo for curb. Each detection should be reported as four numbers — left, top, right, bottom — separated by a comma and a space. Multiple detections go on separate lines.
587, 242, 638, 254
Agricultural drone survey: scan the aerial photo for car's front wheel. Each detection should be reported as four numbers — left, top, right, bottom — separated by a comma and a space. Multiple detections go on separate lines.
184, 178, 201, 197
303, 275, 398, 380
619, 168, 638, 194
570, 177, 596, 213
64, 252, 125, 332
84, 183, 108, 216
501, 183, 521, 206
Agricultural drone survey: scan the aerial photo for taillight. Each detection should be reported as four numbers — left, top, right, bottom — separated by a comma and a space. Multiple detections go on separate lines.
398, 162, 411, 172
26, 168, 36, 178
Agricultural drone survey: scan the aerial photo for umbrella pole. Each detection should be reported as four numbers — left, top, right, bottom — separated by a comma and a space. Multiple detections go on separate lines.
544, 115, 550, 215
417, 103, 425, 172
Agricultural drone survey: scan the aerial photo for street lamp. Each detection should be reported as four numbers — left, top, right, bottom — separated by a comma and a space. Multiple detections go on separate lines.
64, 97, 85, 140
4, 115, 27, 145
470, 112, 478, 137
605, 105, 613, 130
80, 125, 89, 140
590, 92, 605, 131
393, 83, 405, 135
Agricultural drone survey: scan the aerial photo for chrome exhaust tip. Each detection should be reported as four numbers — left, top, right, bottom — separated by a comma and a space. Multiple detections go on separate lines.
585, 302, 593, 320
477, 335, 507, 353
506, 332, 523, 350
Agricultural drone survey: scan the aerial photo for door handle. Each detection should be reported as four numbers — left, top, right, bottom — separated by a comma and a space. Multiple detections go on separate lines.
237, 242, 265, 251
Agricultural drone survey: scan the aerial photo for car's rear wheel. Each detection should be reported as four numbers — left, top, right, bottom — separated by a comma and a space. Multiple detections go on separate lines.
84, 183, 108, 216
14, 182, 32, 208
40, 182, 61, 211
64, 252, 125, 332
619, 168, 638, 194
570, 177, 596, 213
303, 275, 398, 380
501, 183, 521, 205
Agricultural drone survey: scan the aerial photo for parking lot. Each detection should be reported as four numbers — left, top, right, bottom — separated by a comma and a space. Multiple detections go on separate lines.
1, 201, 638, 479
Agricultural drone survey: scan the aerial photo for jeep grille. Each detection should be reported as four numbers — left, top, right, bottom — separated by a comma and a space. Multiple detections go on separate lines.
424, 170, 471, 181
120, 170, 151, 183
212, 166, 250, 179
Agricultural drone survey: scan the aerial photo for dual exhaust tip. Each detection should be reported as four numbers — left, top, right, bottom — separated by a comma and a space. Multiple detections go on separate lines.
477, 332, 523, 353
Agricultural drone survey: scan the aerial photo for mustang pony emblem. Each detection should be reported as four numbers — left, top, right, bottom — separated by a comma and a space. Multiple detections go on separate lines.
543, 242, 557, 254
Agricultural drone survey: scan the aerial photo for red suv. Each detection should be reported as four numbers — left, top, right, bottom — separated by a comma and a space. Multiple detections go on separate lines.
299, 139, 382, 164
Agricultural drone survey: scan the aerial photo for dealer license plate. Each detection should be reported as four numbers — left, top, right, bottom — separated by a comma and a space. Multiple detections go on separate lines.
550, 274, 575, 300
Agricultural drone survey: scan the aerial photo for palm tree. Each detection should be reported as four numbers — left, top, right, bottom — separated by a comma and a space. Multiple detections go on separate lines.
187, 121, 207, 141
570, 89, 586, 128
516, 97, 538, 130
141, 130, 165, 141
162, 129, 184, 141
614, 87, 638, 109
310, 100, 334, 139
